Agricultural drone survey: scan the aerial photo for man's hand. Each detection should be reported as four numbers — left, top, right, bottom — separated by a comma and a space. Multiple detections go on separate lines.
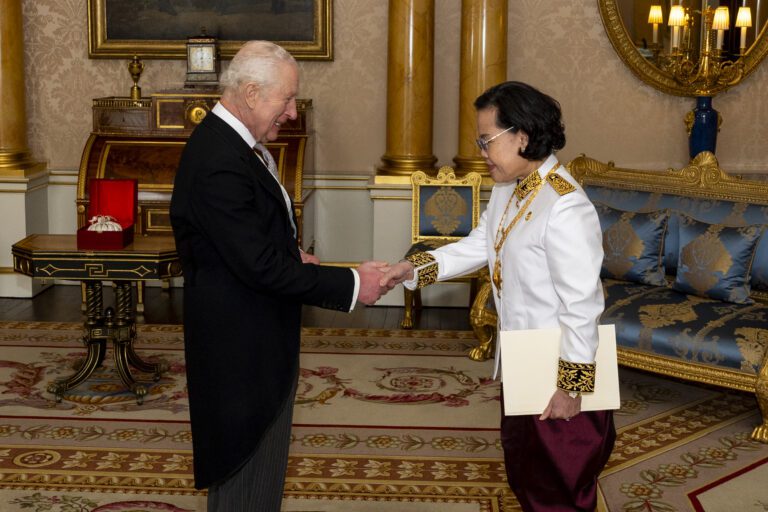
357, 260, 390, 305
300, 249, 320, 265
379, 260, 415, 289
539, 388, 582, 422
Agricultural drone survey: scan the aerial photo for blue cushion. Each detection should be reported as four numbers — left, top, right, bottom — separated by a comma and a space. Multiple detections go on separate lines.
585, 184, 768, 294
602, 279, 768, 372
673, 216, 765, 304
595, 204, 669, 286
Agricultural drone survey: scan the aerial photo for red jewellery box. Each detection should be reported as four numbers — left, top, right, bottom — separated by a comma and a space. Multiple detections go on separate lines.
77, 179, 138, 250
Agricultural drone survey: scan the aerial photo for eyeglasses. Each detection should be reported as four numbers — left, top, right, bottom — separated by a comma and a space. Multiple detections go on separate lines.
475, 125, 515, 152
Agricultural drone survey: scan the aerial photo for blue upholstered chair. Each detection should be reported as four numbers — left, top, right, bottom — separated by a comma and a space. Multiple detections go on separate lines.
401, 167, 482, 329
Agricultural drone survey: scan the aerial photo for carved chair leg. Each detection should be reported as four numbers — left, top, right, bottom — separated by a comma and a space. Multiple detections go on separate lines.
401, 288, 415, 329
468, 270, 497, 361
468, 321, 495, 361
751, 354, 768, 443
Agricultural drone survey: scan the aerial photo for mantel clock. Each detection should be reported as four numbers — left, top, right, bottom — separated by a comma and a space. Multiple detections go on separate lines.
185, 33, 219, 88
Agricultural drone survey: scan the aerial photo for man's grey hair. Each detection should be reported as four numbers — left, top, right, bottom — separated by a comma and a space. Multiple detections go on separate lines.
220, 40, 296, 93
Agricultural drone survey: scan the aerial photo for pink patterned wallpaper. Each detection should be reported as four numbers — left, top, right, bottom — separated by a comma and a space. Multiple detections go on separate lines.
20, 0, 768, 174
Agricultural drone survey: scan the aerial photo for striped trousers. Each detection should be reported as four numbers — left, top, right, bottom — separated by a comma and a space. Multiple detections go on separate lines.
207, 381, 296, 512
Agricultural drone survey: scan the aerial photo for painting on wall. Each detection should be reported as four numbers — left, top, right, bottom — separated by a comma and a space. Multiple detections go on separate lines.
88, 0, 333, 60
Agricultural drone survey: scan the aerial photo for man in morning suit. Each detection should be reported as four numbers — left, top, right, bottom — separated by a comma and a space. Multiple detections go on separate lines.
170, 40, 389, 511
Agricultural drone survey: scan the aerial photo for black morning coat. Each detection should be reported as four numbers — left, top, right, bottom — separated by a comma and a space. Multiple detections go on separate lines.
170, 112, 355, 489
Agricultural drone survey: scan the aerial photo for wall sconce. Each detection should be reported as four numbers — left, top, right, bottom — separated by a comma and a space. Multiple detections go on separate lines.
736, 6, 753, 54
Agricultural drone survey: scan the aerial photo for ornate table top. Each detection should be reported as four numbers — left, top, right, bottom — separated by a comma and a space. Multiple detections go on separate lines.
11, 234, 181, 281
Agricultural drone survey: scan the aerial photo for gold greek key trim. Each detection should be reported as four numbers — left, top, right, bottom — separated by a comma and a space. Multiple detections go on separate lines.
405, 252, 438, 289
557, 359, 596, 392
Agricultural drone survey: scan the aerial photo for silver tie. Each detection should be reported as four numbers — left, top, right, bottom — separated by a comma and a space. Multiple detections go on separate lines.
253, 143, 297, 238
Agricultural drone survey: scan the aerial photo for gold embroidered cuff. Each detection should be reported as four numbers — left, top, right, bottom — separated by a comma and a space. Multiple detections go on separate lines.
404, 251, 438, 289
556, 359, 596, 393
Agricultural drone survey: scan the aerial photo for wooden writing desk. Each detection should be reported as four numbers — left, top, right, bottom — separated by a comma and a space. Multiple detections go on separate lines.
11, 234, 181, 403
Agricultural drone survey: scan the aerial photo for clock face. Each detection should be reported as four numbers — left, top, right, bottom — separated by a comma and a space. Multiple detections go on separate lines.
188, 45, 215, 73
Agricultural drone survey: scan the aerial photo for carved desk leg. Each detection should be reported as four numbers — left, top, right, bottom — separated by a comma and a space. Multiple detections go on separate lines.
47, 281, 106, 402
112, 281, 167, 405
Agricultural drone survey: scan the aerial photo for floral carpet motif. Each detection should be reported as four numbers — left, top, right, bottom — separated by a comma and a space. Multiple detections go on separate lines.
0, 322, 767, 511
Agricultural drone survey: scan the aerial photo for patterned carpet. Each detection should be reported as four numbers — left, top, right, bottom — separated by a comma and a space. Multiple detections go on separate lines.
0, 322, 766, 511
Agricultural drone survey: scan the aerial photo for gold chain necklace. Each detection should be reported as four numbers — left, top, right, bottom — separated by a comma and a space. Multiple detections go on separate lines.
492, 164, 559, 297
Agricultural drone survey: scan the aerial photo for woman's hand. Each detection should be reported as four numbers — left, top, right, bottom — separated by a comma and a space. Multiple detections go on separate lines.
379, 260, 415, 289
540, 388, 582, 422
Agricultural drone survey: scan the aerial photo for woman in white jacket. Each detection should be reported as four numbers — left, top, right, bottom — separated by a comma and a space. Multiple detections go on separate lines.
381, 81, 615, 511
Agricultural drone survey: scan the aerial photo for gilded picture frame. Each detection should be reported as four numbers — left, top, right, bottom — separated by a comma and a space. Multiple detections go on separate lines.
87, 0, 333, 60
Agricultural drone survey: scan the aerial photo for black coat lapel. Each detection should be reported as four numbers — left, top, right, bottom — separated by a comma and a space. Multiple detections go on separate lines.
202, 113, 294, 226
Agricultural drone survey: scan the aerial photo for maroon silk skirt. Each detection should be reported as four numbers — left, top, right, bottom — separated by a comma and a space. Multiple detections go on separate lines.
501, 409, 615, 511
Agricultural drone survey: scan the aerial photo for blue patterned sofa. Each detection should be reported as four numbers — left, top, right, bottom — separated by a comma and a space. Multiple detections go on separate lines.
565, 152, 768, 442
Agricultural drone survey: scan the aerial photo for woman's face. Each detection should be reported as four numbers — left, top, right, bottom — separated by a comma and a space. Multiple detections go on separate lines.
476, 107, 535, 183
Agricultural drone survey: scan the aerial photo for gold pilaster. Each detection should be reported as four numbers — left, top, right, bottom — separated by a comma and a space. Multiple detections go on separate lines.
377, 0, 437, 181
0, 0, 43, 177
454, 0, 507, 175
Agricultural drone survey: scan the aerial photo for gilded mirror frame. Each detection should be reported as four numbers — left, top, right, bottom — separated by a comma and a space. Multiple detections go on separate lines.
598, 0, 768, 96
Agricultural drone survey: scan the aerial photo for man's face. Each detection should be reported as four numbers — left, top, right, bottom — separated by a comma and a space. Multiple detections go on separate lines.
246, 61, 299, 142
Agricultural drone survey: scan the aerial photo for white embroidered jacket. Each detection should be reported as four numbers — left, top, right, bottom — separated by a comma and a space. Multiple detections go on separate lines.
405, 155, 604, 379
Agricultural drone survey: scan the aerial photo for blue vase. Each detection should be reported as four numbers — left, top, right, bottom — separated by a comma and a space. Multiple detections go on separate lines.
689, 96, 718, 159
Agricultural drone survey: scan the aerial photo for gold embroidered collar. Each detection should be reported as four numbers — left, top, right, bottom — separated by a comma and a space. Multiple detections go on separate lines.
514, 170, 543, 200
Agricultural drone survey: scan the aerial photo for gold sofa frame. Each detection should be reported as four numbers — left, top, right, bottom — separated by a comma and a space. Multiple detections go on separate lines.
567, 151, 768, 442
468, 152, 768, 441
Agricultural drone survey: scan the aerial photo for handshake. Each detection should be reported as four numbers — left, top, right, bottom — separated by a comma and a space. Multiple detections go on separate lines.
356, 260, 416, 305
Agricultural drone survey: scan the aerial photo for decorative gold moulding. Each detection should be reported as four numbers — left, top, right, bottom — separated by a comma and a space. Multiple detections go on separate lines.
599, 0, 768, 97
377, 154, 438, 176
453, 155, 490, 175
0, 151, 46, 178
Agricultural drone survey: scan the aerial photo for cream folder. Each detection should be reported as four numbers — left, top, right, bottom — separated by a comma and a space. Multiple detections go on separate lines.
500, 324, 620, 416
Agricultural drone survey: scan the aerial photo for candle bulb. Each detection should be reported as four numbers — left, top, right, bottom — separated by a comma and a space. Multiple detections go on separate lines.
648, 5, 663, 45
736, 6, 753, 53
668, 5, 685, 50
712, 7, 730, 51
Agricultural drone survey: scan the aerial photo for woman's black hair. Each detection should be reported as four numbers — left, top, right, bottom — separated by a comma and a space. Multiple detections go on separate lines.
474, 81, 565, 161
